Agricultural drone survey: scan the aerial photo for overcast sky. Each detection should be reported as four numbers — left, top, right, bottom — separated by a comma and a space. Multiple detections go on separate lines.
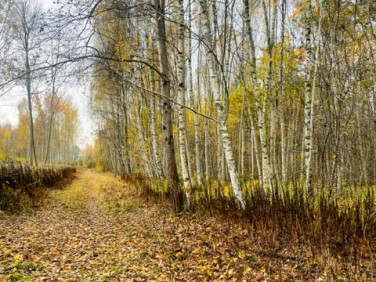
0, 0, 95, 149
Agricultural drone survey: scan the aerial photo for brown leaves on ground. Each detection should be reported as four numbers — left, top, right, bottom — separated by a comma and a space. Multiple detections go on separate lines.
0, 171, 374, 281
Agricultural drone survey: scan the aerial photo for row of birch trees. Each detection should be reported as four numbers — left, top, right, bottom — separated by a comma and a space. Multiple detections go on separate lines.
2, 0, 375, 211
83, 0, 376, 211
0, 95, 80, 164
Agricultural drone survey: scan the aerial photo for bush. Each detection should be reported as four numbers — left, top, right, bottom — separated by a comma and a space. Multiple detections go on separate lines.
0, 160, 76, 212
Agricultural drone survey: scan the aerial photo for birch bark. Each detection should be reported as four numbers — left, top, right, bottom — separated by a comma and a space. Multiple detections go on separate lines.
243, 0, 271, 190
155, 0, 183, 212
175, 0, 192, 208
199, 0, 246, 209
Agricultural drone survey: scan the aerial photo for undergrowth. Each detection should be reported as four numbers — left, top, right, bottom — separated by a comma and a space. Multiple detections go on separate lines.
121, 173, 376, 265
0, 160, 77, 212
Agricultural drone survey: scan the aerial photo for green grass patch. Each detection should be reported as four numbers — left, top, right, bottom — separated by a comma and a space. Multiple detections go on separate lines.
9, 273, 34, 281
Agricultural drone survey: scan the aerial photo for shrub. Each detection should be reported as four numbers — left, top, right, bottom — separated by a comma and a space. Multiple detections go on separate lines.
0, 160, 76, 212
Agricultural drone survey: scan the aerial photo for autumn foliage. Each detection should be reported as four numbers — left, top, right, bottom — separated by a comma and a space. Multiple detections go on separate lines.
123, 174, 376, 266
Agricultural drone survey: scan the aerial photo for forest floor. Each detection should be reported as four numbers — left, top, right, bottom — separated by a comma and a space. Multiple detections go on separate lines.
0, 170, 374, 281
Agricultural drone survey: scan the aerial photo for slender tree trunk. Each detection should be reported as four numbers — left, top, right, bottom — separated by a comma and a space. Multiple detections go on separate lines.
175, 0, 192, 208
26, 47, 38, 166
262, 0, 277, 189
136, 95, 153, 178
204, 119, 210, 183
244, 0, 271, 190
149, 72, 163, 178
303, 0, 321, 195
191, 5, 203, 187
44, 83, 55, 164
250, 114, 262, 184
155, 0, 183, 212
279, 0, 287, 185
121, 80, 132, 174
199, 0, 246, 209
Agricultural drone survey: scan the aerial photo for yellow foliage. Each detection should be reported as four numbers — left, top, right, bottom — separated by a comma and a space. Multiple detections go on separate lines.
293, 47, 304, 57
289, 5, 303, 20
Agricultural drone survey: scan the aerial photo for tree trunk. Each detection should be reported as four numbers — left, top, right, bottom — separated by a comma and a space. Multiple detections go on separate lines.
149, 72, 163, 178
26, 47, 38, 166
199, 0, 246, 210
155, 0, 183, 213
175, 0, 192, 208
243, 0, 271, 190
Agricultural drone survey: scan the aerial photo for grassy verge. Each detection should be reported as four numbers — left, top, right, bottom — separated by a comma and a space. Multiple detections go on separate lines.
0, 160, 76, 212
122, 173, 376, 265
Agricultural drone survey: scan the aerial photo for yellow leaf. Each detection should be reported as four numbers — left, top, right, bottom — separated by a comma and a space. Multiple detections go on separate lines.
14, 254, 23, 261
238, 250, 246, 259
289, 6, 303, 19
243, 266, 252, 275
293, 47, 303, 57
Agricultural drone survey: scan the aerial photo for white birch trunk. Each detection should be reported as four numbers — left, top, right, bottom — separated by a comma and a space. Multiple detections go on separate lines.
175, 0, 192, 208
204, 119, 210, 183
303, 0, 321, 195
191, 7, 203, 187
136, 96, 153, 178
243, 0, 272, 191
251, 115, 262, 183
302, 0, 314, 195
280, 0, 287, 185
199, 0, 246, 210
149, 74, 164, 178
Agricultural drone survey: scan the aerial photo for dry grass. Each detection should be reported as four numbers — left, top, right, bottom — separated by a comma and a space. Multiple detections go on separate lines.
124, 173, 376, 273
0, 160, 77, 212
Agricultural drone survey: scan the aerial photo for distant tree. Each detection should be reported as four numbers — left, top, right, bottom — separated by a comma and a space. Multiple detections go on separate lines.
9, 0, 43, 166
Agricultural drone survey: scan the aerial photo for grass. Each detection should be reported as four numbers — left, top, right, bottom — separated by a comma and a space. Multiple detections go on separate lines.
100, 180, 140, 213
124, 173, 376, 264
53, 173, 88, 210
9, 273, 34, 281
51, 171, 127, 212
0, 160, 76, 212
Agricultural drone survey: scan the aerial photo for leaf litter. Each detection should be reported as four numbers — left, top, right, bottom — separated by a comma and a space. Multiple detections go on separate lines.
0, 171, 374, 281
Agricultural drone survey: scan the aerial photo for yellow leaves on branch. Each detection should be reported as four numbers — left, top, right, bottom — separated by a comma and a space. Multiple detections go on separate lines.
293, 47, 304, 57
293, 47, 311, 62
289, 5, 303, 20
289, 0, 322, 19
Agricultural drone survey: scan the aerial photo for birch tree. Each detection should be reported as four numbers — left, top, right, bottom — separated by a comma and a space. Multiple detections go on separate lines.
10, 0, 43, 166
302, 0, 314, 195
199, 0, 246, 210
154, 0, 183, 212
175, 0, 192, 207
243, 0, 272, 190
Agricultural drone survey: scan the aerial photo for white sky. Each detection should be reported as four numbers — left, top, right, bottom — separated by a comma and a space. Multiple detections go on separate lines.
0, 0, 95, 149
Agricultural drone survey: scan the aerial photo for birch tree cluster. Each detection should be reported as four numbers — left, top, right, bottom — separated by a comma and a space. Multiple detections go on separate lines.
1, 0, 375, 211
0, 94, 81, 164
80, 0, 376, 211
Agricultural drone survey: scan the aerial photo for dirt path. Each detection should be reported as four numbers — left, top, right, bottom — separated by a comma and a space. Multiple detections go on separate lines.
0, 171, 141, 281
0, 170, 370, 281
